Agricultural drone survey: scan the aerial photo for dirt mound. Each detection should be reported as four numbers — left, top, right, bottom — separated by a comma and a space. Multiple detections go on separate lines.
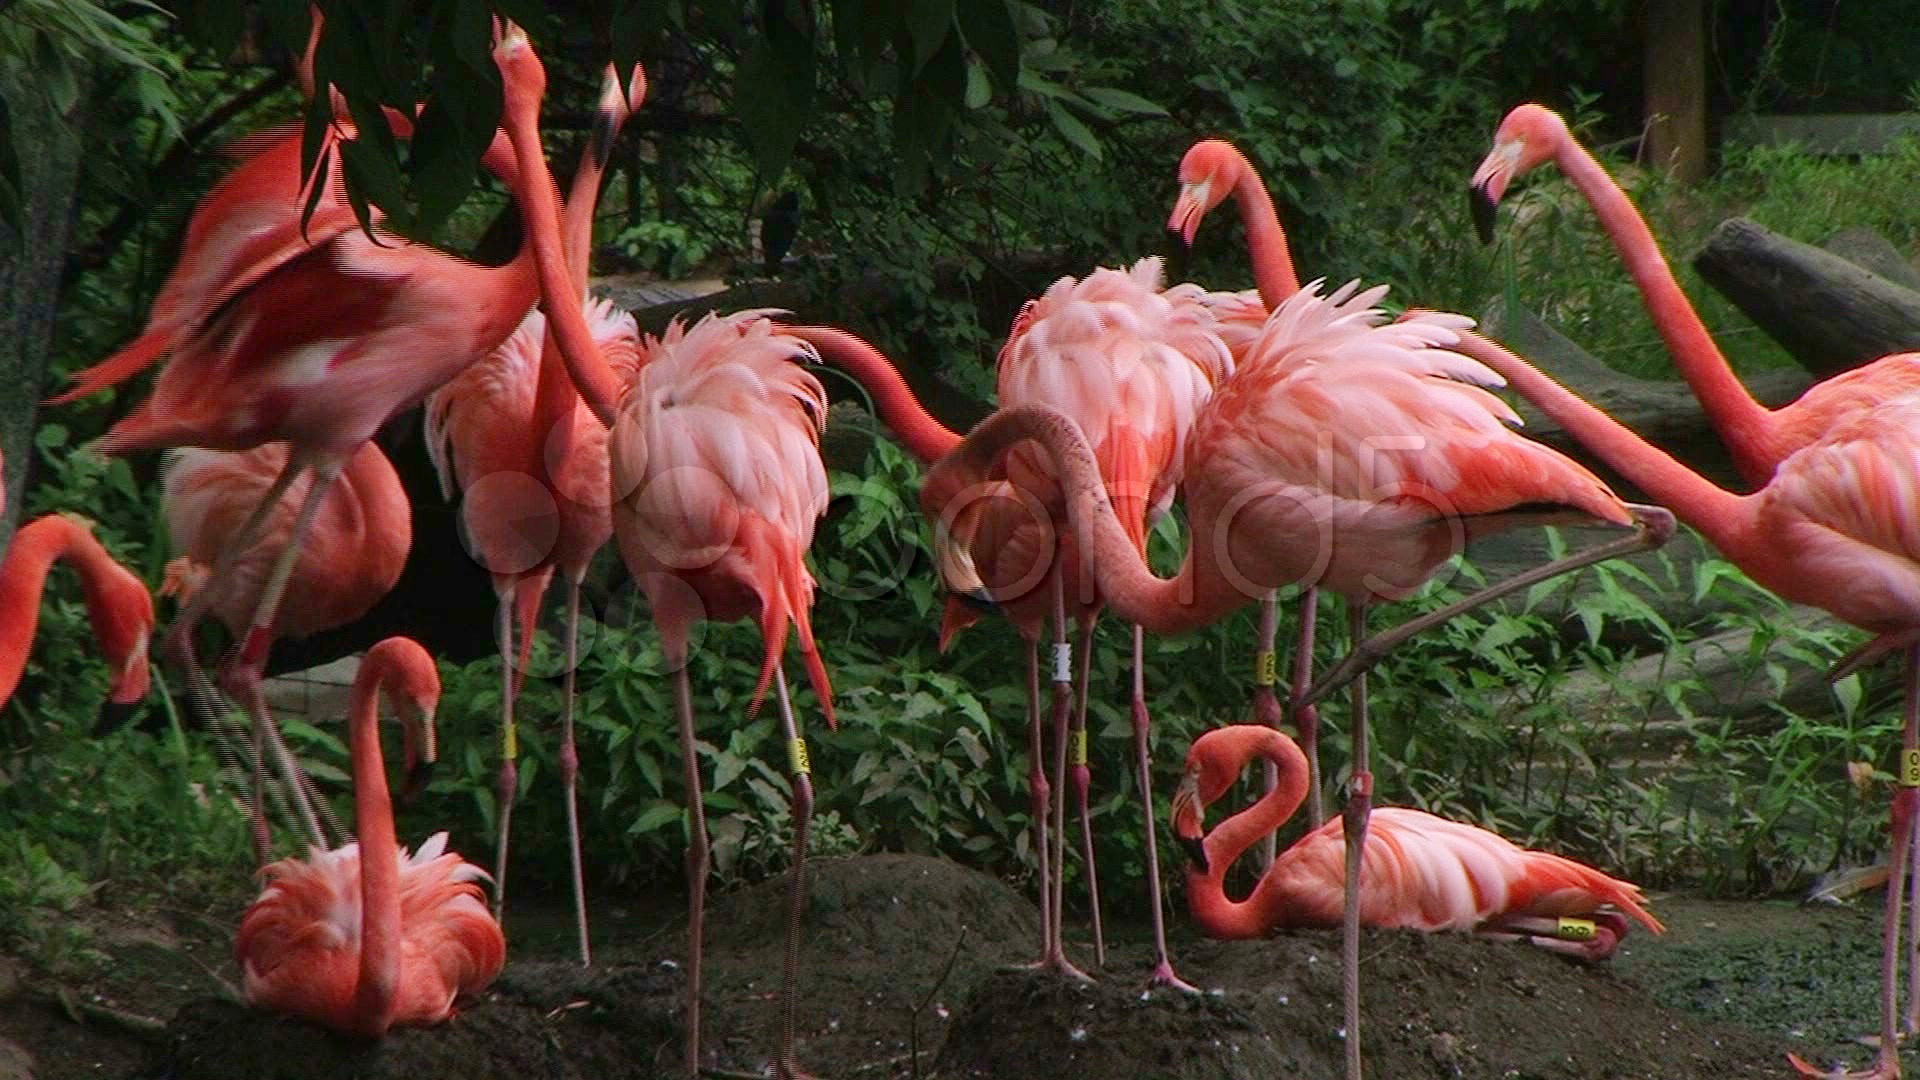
935, 928, 1798, 1080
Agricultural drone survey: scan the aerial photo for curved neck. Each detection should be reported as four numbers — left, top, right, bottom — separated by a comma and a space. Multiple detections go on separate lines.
1449, 329, 1750, 546
347, 655, 403, 1033
1186, 729, 1310, 939
787, 326, 962, 464
1552, 137, 1776, 480
1229, 155, 1300, 308
924, 406, 1237, 632
0, 518, 118, 704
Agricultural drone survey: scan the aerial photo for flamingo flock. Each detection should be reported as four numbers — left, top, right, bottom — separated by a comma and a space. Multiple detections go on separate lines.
4, 13, 1917, 1080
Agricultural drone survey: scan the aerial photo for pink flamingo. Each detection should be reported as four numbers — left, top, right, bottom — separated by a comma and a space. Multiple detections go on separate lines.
422, 61, 644, 957
160, 440, 410, 863
1173, 724, 1661, 953
1435, 327, 1920, 1080
235, 636, 504, 1037
922, 282, 1672, 1080
0, 514, 153, 709
1468, 103, 1920, 488
1168, 139, 1324, 835
60, 21, 591, 794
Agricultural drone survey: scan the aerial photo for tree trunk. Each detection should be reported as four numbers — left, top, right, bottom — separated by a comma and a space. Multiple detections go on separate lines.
1644, 0, 1707, 184
0, 66, 89, 549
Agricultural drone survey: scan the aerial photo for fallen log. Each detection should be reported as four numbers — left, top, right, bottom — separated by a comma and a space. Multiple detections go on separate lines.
1692, 216, 1920, 378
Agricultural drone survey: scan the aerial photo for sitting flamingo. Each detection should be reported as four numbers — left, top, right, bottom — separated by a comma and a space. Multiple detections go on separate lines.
235, 637, 504, 1037
1171, 725, 1662, 959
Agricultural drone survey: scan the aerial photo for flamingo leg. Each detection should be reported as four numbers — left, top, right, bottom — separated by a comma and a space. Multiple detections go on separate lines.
222, 665, 326, 853
1288, 586, 1325, 828
669, 634, 709, 1079
1908, 792, 1920, 1040
1043, 581, 1090, 980
1305, 505, 1675, 705
1253, 589, 1284, 869
1133, 622, 1197, 993
490, 579, 520, 919
1340, 599, 1374, 1080
1069, 615, 1105, 967
1476, 911, 1631, 961
769, 662, 815, 1080
1008, 636, 1056, 972
561, 576, 592, 966
1791, 646, 1919, 1080
217, 461, 345, 858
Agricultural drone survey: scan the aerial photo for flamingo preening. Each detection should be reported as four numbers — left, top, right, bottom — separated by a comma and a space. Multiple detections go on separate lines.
1172, 725, 1661, 954
234, 636, 504, 1037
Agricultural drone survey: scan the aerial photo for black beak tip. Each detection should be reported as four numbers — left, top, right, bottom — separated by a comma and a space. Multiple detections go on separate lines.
1178, 833, 1208, 873
958, 587, 999, 615
93, 699, 141, 737
1470, 186, 1498, 246
590, 111, 617, 170
401, 760, 436, 804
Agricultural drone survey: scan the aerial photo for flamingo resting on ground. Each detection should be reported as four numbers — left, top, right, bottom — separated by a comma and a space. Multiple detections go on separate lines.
235, 636, 504, 1037
1435, 327, 1920, 1080
922, 282, 1673, 1080
423, 60, 644, 959
0, 514, 153, 709
1468, 103, 1920, 490
161, 441, 410, 865
1172, 724, 1661, 955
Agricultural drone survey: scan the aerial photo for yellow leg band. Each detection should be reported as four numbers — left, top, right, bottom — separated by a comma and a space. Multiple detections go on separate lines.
1069, 728, 1089, 767
788, 737, 812, 776
1555, 917, 1597, 941
502, 722, 517, 760
1255, 649, 1277, 687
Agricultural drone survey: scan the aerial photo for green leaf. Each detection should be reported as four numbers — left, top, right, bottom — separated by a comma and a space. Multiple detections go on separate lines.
734, 20, 815, 177
905, 0, 956, 73
1079, 86, 1167, 116
955, 0, 1019, 93
1043, 98, 1101, 160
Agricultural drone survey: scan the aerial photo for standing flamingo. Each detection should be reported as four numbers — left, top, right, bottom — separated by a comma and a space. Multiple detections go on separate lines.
1468, 103, 1920, 488
235, 636, 504, 1037
0, 514, 153, 709
161, 440, 410, 864
60, 21, 593, 804
1172, 725, 1661, 952
1168, 138, 1323, 836
923, 282, 1672, 1080
1430, 327, 1920, 1080
423, 61, 644, 958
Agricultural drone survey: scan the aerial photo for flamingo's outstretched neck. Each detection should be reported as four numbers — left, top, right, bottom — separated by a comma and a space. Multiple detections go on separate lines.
785, 326, 962, 464
1224, 147, 1300, 307
345, 638, 440, 1036
0, 515, 153, 706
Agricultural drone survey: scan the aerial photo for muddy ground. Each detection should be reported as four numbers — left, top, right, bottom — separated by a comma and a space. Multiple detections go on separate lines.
0, 851, 1905, 1079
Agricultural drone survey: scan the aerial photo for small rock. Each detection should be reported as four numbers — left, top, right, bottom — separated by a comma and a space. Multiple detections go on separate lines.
0, 1035, 34, 1080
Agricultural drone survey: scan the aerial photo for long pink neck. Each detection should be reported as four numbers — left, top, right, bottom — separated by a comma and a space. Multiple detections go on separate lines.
347, 651, 405, 1034
1448, 329, 1753, 551
1229, 153, 1301, 308
1186, 728, 1311, 939
787, 327, 963, 464
0, 518, 122, 705
1551, 136, 1776, 482
925, 406, 1243, 632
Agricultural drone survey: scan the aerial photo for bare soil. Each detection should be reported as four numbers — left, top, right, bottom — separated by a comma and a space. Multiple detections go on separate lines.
0, 852, 1904, 1079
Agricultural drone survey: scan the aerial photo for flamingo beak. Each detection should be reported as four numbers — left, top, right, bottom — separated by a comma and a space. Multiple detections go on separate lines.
1170, 771, 1207, 872
932, 504, 996, 612
110, 630, 152, 704
1167, 181, 1209, 249
401, 702, 438, 803
1468, 139, 1522, 245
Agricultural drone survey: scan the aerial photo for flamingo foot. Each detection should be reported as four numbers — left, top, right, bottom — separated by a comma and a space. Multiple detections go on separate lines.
1145, 960, 1201, 995
1000, 950, 1095, 983
1788, 1050, 1901, 1079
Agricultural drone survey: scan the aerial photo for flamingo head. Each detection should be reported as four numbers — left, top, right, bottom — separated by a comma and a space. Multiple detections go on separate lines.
492, 20, 547, 111
367, 638, 442, 801
1168, 139, 1245, 248
922, 468, 999, 614
1470, 103, 1568, 244
69, 522, 154, 705
1169, 766, 1208, 871
590, 62, 649, 170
